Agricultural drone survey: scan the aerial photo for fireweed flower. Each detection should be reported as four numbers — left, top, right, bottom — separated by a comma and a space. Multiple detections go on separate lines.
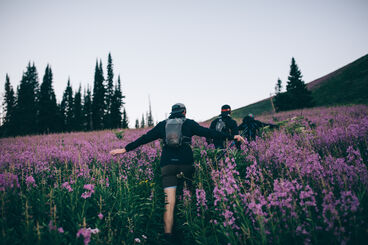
61, 181, 73, 192
76, 227, 99, 245
98, 213, 104, 220
25, 175, 36, 188
81, 184, 95, 199
48, 220, 57, 231
58, 227, 64, 233
0, 173, 20, 191
183, 185, 191, 206
195, 188, 208, 216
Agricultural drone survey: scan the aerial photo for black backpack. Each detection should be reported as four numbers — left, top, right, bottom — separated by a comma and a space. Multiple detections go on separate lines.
165, 118, 186, 147
215, 117, 226, 133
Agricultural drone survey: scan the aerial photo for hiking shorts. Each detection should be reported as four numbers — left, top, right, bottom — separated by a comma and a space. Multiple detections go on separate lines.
161, 164, 195, 189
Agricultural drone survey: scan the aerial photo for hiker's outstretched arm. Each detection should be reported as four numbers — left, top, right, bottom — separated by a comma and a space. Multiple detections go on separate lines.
125, 123, 162, 152
191, 120, 231, 140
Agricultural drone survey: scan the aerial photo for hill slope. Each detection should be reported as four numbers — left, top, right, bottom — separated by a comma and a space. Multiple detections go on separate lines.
228, 53, 368, 120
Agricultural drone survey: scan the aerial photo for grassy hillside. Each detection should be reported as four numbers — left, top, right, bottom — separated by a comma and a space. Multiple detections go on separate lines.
311, 54, 368, 106
227, 53, 368, 120
231, 98, 274, 119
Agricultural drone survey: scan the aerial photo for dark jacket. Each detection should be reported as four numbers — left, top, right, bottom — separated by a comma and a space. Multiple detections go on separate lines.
125, 115, 233, 167
238, 116, 276, 141
209, 115, 239, 149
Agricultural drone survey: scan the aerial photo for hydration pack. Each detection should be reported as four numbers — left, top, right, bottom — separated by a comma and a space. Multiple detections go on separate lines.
215, 118, 226, 132
165, 118, 186, 147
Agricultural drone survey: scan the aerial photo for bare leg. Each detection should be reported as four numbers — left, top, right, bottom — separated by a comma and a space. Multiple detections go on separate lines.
163, 187, 176, 233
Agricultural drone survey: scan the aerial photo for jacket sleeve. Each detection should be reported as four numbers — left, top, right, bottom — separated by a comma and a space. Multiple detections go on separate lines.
125, 123, 162, 152
191, 120, 232, 140
230, 119, 239, 136
238, 123, 245, 131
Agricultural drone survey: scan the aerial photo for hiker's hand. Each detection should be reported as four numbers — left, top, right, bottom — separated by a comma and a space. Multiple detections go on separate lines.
234, 135, 246, 144
109, 148, 126, 156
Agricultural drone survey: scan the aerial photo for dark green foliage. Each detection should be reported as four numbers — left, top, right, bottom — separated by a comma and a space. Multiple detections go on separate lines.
147, 97, 154, 127
104, 53, 114, 129
140, 114, 145, 128
83, 86, 93, 131
39, 65, 58, 134
14, 62, 40, 136
73, 85, 83, 131
92, 60, 105, 130
2, 74, 16, 136
110, 75, 124, 129
60, 79, 74, 131
273, 92, 291, 112
135, 119, 139, 129
283, 57, 313, 110
275, 78, 282, 94
121, 108, 129, 129
1, 54, 126, 136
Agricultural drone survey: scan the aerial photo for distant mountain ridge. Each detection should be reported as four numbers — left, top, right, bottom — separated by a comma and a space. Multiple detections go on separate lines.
224, 53, 368, 120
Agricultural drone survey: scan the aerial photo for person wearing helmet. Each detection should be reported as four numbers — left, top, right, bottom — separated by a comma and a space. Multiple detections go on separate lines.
238, 113, 277, 141
208, 104, 240, 149
110, 103, 245, 242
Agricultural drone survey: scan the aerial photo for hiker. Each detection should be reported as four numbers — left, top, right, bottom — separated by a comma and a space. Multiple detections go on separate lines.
208, 104, 240, 149
238, 113, 277, 141
109, 103, 245, 242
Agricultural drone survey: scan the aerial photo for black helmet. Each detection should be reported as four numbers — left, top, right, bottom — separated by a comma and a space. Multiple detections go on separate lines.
221, 104, 231, 116
171, 103, 186, 114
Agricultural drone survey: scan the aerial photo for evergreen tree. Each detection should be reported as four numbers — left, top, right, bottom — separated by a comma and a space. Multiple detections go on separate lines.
273, 78, 290, 112
92, 60, 105, 130
135, 119, 139, 129
73, 85, 83, 131
39, 65, 58, 134
147, 96, 154, 127
111, 75, 125, 128
140, 114, 145, 128
286, 57, 313, 109
104, 53, 114, 128
275, 78, 282, 94
2, 74, 16, 136
14, 62, 40, 135
121, 108, 129, 129
60, 79, 74, 131
83, 86, 93, 131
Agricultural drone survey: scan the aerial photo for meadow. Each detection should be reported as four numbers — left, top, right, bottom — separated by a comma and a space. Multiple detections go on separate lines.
1, 105, 368, 244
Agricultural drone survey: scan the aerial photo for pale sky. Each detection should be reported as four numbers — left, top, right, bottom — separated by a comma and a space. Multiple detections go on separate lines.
1, 0, 367, 127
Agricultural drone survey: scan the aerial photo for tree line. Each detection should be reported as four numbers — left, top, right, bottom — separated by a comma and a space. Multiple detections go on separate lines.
1, 53, 129, 137
273, 57, 313, 112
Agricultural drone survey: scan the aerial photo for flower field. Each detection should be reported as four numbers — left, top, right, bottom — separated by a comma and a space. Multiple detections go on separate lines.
1, 105, 368, 244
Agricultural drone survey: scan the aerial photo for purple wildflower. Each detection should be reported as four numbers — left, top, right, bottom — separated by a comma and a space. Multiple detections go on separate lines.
76, 227, 99, 245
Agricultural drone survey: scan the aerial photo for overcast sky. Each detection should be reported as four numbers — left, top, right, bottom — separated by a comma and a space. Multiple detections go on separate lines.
1, 0, 367, 126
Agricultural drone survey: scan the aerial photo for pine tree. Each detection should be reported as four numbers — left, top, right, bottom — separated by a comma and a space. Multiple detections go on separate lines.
14, 62, 40, 135
2, 74, 16, 136
286, 57, 313, 109
275, 78, 282, 94
111, 75, 124, 128
39, 65, 58, 134
121, 108, 129, 129
92, 60, 105, 130
140, 114, 145, 128
60, 79, 74, 131
135, 119, 139, 129
83, 86, 93, 131
147, 96, 154, 127
105, 53, 114, 128
273, 78, 290, 112
73, 85, 83, 131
